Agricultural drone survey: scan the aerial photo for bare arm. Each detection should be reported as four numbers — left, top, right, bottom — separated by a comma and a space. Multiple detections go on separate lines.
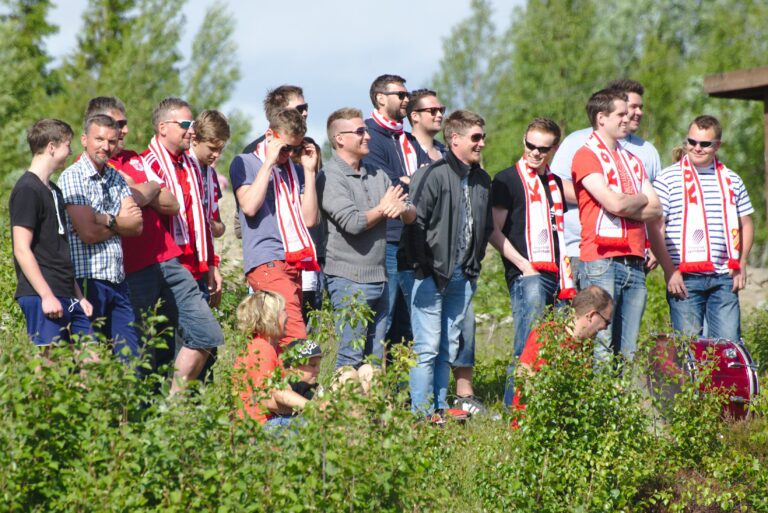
148, 187, 180, 216
631, 180, 662, 222
266, 388, 309, 415
489, 206, 538, 276
580, 174, 649, 218
237, 138, 284, 217
647, 217, 687, 298
299, 142, 320, 228
561, 178, 577, 204
732, 215, 753, 291
66, 196, 142, 244
126, 180, 161, 208
12, 226, 63, 317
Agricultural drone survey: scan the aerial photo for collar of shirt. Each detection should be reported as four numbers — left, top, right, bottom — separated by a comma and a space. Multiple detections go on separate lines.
77, 152, 107, 179
332, 153, 367, 177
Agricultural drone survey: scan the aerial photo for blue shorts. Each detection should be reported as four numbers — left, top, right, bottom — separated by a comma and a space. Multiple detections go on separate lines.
17, 295, 93, 346
78, 278, 141, 359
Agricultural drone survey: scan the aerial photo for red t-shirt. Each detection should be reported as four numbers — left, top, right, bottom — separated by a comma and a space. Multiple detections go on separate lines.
112, 150, 182, 274
140, 148, 215, 280
235, 336, 283, 424
572, 146, 647, 261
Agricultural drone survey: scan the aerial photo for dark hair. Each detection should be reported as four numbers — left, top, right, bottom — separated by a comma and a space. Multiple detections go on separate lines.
84, 96, 126, 121
444, 110, 485, 140
27, 119, 73, 155
572, 285, 613, 316
689, 114, 722, 140
406, 88, 438, 122
525, 117, 562, 146
369, 74, 407, 108
585, 89, 628, 129
605, 79, 644, 96
264, 85, 304, 124
84, 113, 118, 134
151, 97, 191, 132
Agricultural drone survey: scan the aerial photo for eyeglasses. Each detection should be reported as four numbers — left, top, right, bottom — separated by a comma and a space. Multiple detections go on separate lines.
381, 91, 411, 101
164, 119, 193, 130
594, 310, 611, 327
686, 138, 718, 149
414, 106, 446, 116
469, 133, 487, 143
279, 144, 304, 155
524, 139, 554, 154
336, 127, 368, 137
295, 103, 309, 114
115, 119, 128, 129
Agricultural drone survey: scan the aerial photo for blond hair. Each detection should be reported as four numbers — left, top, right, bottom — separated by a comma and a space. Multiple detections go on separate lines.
236, 291, 286, 339
269, 108, 306, 137
193, 109, 230, 145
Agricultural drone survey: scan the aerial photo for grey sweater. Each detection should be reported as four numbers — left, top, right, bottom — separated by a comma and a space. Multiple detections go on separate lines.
317, 154, 391, 283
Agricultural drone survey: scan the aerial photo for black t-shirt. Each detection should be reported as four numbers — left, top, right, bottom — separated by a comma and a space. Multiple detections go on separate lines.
491, 167, 566, 286
10, 172, 76, 298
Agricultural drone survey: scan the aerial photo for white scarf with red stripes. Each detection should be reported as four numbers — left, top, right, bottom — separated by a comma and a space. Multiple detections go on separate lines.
515, 157, 576, 299
187, 152, 220, 221
678, 154, 740, 272
253, 138, 319, 271
370, 110, 419, 176
143, 136, 209, 265
584, 131, 645, 250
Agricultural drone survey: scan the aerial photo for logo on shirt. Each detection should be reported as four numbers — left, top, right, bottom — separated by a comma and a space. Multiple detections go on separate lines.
129, 158, 144, 171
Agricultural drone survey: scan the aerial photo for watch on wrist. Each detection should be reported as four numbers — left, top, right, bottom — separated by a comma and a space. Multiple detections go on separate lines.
107, 213, 117, 230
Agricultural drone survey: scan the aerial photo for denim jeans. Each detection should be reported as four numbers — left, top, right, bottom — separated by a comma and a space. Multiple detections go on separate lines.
326, 275, 388, 369
386, 242, 412, 344
400, 269, 476, 368
78, 278, 141, 362
668, 272, 740, 341
581, 258, 647, 363
503, 272, 558, 407
409, 267, 475, 415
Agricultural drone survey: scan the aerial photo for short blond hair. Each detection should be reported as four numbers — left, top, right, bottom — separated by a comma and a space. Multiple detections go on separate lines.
326, 107, 363, 149
236, 291, 286, 339
193, 109, 230, 145
269, 108, 306, 137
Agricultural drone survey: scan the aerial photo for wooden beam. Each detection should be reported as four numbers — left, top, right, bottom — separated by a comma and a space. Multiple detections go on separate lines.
764, 97, 768, 223
705, 67, 768, 101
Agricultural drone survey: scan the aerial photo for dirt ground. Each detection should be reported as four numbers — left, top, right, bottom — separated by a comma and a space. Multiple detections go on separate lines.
215, 187, 768, 312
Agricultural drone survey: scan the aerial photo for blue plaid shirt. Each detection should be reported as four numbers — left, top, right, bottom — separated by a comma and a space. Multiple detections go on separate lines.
59, 154, 132, 283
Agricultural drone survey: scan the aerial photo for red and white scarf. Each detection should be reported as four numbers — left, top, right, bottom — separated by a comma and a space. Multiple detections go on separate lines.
370, 110, 418, 176
253, 138, 319, 271
584, 131, 645, 250
515, 157, 576, 299
143, 136, 210, 265
187, 152, 220, 221
678, 154, 740, 272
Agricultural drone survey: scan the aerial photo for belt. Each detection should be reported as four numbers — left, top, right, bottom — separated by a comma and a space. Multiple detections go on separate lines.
609, 255, 644, 266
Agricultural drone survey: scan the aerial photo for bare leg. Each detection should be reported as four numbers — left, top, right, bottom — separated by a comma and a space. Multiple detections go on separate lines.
170, 346, 209, 395
453, 367, 474, 397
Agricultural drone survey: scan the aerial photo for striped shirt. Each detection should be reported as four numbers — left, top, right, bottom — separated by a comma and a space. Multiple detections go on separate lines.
59, 154, 132, 283
653, 161, 753, 274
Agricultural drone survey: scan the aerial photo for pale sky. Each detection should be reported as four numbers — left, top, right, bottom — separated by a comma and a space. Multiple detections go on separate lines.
45, 0, 518, 144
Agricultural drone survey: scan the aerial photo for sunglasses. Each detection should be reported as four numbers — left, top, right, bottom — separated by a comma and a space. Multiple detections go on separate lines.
414, 106, 446, 116
594, 310, 611, 327
115, 119, 128, 129
279, 143, 304, 155
336, 127, 368, 137
686, 137, 718, 148
295, 103, 309, 114
524, 139, 554, 154
469, 132, 487, 143
381, 91, 411, 101
164, 119, 193, 130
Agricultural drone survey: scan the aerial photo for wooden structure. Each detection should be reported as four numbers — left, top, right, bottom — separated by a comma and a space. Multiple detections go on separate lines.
704, 66, 768, 220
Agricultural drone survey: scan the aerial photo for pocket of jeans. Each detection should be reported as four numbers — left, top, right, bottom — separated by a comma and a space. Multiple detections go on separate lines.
584, 259, 611, 278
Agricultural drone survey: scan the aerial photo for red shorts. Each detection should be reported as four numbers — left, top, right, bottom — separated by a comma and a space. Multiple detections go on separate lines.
246, 260, 306, 347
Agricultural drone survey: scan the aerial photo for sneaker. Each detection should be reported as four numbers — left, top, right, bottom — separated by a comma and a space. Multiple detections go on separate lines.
442, 408, 470, 422
453, 395, 502, 421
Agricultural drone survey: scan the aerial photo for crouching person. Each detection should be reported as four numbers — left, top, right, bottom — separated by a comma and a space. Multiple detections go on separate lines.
235, 291, 309, 432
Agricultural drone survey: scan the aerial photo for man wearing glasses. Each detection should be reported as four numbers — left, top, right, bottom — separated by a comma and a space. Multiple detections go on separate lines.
648, 115, 753, 341
230, 108, 320, 349
318, 108, 413, 370
399, 110, 492, 420
407, 89, 446, 162
133, 97, 224, 394
490, 118, 576, 407
59, 114, 143, 361
363, 74, 429, 353
241, 85, 309, 154
571, 89, 661, 364
550, 79, 662, 284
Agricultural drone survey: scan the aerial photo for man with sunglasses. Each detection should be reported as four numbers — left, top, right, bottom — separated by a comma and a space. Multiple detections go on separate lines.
364, 74, 429, 353
318, 108, 413, 370
551, 79, 662, 283
399, 110, 492, 419
59, 114, 143, 361
241, 85, 309, 154
490, 118, 576, 407
230, 108, 320, 349
407, 89, 447, 162
131, 97, 224, 394
648, 115, 753, 341
571, 89, 661, 364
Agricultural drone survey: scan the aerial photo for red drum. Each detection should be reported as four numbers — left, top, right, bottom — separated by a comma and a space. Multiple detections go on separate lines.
651, 335, 760, 419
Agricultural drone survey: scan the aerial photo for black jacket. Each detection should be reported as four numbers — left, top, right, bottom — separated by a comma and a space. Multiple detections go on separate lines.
398, 150, 492, 291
